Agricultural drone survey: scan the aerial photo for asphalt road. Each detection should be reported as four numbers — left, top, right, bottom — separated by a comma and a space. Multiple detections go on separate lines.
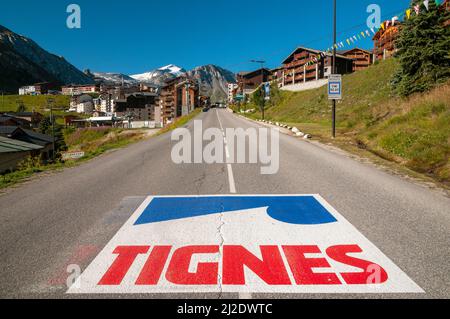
0, 108, 449, 298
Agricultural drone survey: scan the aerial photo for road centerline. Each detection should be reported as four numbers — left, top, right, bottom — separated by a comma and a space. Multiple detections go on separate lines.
216, 110, 237, 195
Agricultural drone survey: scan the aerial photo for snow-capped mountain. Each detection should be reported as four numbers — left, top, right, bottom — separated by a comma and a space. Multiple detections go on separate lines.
129, 64, 236, 102
0, 24, 94, 92
93, 72, 138, 85
130, 64, 186, 85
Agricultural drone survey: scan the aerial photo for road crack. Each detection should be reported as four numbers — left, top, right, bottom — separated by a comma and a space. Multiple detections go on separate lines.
216, 203, 225, 299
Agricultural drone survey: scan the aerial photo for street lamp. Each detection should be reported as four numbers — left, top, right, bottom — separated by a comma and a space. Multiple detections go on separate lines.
250, 59, 266, 120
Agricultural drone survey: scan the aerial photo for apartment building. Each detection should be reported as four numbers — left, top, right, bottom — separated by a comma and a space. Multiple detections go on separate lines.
373, 21, 401, 61
62, 84, 99, 96
19, 82, 59, 95
227, 83, 238, 103
160, 76, 199, 126
236, 68, 271, 95
114, 93, 159, 122
338, 48, 374, 71
281, 47, 353, 86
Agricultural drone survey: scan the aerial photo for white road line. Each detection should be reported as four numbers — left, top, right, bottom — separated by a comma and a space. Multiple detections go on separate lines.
227, 164, 237, 194
216, 110, 237, 195
216, 110, 250, 299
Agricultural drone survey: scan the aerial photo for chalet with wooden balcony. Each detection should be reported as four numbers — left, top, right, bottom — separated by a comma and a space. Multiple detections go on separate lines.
338, 48, 374, 72
372, 21, 401, 61
281, 47, 353, 87
236, 69, 271, 95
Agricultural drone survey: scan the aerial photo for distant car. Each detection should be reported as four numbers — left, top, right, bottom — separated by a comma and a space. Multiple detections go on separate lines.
202, 107, 210, 112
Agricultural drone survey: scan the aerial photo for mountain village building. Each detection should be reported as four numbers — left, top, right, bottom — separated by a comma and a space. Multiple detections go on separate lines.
372, 21, 401, 61
338, 48, 374, 72
160, 76, 199, 126
62, 84, 99, 96
236, 68, 271, 96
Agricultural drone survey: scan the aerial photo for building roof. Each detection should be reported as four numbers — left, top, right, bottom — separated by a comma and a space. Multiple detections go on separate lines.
0, 126, 53, 146
239, 68, 271, 79
281, 47, 322, 64
0, 136, 43, 153
372, 21, 401, 40
338, 48, 373, 55
282, 46, 352, 64
0, 116, 31, 127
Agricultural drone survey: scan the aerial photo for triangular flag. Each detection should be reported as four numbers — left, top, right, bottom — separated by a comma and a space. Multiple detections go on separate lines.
370, 27, 375, 34
435, 0, 442, 6
423, 0, 429, 10
350, 37, 354, 43
406, 9, 411, 19
414, 5, 420, 15
392, 16, 399, 25
361, 32, 366, 38
346, 39, 351, 45
385, 20, 391, 28
380, 22, 385, 30
340, 41, 344, 47
366, 30, 371, 37
353, 35, 358, 41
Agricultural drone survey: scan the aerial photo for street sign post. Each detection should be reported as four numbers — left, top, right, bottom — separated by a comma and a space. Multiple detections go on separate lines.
328, 74, 342, 100
264, 82, 271, 101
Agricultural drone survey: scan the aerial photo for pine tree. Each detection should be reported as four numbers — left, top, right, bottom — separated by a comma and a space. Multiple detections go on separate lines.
394, 0, 450, 96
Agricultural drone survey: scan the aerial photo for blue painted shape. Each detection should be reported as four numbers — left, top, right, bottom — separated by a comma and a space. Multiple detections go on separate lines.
134, 196, 337, 226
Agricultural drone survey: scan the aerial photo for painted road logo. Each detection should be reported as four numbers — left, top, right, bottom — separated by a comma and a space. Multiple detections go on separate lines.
67, 195, 423, 294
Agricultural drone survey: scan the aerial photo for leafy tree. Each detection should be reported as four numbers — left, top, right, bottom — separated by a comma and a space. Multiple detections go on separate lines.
38, 116, 52, 135
393, 0, 450, 96
38, 116, 67, 156
268, 82, 283, 107
38, 116, 52, 134
251, 86, 265, 112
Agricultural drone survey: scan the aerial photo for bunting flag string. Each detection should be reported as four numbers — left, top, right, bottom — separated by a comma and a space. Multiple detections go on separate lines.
301, 0, 446, 67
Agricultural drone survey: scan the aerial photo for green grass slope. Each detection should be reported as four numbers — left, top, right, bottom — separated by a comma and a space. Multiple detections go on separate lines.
247, 59, 450, 185
0, 94, 70, 113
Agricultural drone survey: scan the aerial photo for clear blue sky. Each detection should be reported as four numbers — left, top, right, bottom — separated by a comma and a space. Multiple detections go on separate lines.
0, 0, 410, 74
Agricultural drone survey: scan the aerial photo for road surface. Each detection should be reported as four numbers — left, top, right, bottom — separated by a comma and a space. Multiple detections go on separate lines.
0, 109, 449, 298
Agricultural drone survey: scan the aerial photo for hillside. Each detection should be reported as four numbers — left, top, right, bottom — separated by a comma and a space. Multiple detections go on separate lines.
245, 59, 450, 185
0, 41, 59, 93
186, 65, 236, 103
0, 95, 70, 113
0, 24, 94, 93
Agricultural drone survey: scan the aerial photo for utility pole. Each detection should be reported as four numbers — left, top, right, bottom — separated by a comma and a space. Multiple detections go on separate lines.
250, 59, 266, 120
332, 0, 337, 138
48, 98, 56, 162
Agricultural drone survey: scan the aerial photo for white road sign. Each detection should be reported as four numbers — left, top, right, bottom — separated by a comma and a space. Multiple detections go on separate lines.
328, 74, 342, 100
